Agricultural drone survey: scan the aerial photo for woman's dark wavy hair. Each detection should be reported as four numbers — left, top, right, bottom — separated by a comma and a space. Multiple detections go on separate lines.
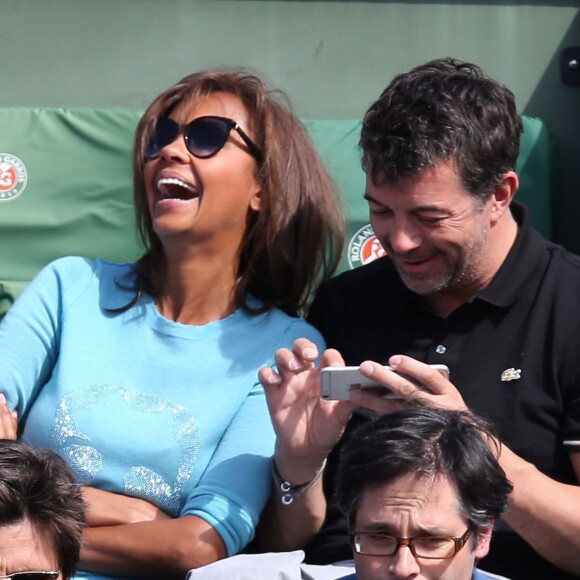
336, 408, 513, 546
128, 69, 344, 317
361, 57, 523, 200
0, 440, 86, 580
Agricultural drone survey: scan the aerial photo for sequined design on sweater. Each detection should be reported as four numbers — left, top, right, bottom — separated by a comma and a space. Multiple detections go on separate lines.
49, 384, 201, 516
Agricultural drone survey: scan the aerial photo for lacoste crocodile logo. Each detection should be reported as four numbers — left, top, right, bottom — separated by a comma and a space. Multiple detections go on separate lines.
501, 368, 522, 382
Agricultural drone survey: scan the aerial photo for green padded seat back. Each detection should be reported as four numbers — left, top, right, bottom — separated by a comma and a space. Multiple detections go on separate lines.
0, 110, 559, 317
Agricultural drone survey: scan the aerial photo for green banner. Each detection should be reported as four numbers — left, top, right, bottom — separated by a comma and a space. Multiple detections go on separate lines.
0, 109, 559, 315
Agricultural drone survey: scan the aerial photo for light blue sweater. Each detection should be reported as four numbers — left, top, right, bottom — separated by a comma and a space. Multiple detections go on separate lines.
0, 256, 324, 579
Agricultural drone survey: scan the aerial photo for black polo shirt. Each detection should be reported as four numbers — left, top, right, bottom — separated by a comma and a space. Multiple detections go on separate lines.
305, 203, 580, 580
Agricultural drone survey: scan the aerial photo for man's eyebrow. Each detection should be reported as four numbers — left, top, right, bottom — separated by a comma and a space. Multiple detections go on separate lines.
363, 192, 382, 204
413, 206, 451, 215
357, 522, 396, 533
358, 522, 447, 536
363, 194, 450, 215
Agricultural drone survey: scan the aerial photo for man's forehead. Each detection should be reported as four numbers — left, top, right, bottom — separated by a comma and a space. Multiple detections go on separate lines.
363, 163, 473, 207
356, 474, 464, 530
0, 519, 58, 574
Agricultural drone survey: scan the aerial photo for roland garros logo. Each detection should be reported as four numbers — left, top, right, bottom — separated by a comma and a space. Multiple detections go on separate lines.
0, 154, 28, 202
347, 224, 387, 269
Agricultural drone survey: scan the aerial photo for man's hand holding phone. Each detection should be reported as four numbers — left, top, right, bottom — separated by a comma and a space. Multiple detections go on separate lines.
341, 356, 469, 414
320, 364, 449, 400
259, 342, 469, 484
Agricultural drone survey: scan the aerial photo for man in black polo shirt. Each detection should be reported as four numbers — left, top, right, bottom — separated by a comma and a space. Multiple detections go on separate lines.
259, 58, 580, 580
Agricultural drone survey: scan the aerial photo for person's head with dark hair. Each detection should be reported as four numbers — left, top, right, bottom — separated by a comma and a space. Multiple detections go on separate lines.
360, 57, 522, 199
358, 58, 522, 314
129, 68, 344, 317
0, 440, 85, 580
336, 408, 513, 580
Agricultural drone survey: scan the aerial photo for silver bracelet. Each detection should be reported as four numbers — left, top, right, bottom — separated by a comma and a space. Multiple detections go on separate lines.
271, 458, 327, 505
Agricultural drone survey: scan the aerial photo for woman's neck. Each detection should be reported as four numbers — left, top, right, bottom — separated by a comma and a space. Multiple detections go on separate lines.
156, 252, 239, 325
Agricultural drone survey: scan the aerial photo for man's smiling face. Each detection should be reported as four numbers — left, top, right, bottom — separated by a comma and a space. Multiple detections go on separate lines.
365, 162, 496, 307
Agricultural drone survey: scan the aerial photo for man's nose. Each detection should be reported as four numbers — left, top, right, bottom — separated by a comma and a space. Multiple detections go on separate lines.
388, 544, 421, 578
385, 218, 422, 255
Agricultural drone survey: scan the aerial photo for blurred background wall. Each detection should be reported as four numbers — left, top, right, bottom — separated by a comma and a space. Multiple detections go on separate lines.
2, 0, 579, 249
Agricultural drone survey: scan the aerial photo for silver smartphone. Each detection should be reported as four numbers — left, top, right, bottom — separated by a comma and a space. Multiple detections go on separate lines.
320, 364, 450, 400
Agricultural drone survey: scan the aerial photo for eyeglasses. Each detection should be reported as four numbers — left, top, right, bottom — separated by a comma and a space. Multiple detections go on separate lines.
144, 116, 263, 163
0, 572, 59, 580
350, 529, 473, 559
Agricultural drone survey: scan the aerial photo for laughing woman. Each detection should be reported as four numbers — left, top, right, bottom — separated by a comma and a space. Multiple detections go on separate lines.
0, 70, 343, 579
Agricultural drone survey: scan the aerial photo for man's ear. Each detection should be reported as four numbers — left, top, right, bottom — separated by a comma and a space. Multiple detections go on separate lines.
489, 171, 518, 224
473, 526, 493, 560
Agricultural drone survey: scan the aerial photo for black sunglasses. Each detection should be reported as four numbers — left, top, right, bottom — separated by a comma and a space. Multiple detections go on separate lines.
144, 116, 263, 163
0, 573, 59, 580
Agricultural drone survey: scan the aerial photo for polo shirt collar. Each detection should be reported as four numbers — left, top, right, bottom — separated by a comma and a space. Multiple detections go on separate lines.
477, 201, 546, 307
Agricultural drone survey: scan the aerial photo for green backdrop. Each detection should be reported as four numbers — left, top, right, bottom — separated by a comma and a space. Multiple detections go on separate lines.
0, 108, 559, 316
1, 0, 578, 249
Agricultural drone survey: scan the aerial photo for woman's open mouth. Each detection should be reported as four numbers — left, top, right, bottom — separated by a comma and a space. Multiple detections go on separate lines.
156, 177, 199, 201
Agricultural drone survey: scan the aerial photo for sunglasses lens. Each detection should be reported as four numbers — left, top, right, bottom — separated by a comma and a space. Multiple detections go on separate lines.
185, 117, 231, 158
144, 118, 179, 158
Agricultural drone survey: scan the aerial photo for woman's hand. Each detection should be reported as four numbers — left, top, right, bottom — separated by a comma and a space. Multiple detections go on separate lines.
347, 355, 469, 414
0, 394, 17, 440
82, 486, 172, 527
259, 339, 355, 482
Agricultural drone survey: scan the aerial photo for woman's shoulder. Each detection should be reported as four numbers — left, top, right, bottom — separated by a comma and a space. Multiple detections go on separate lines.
258, 305, 319, 330
23, 256, 97, 299
257, 307, 325, 349
35, 256, 136, 306
41, 256, 133, 278
39, 255, 132, 286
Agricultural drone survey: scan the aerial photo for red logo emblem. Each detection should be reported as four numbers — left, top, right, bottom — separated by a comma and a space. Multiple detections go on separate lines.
0, 165, 16, 191
347, 224, 387, 269
0, 154, 27, 201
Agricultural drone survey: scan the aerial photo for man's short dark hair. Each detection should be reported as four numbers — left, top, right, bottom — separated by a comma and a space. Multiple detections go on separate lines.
360, 57, 523, 200
0, 440, 85, 580
336, 408, 513, 543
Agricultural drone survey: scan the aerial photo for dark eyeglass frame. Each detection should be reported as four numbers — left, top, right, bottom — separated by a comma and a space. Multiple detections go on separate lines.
0, 572, 60, 580
144, 115, 263, 163
350, 528, 473, 560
